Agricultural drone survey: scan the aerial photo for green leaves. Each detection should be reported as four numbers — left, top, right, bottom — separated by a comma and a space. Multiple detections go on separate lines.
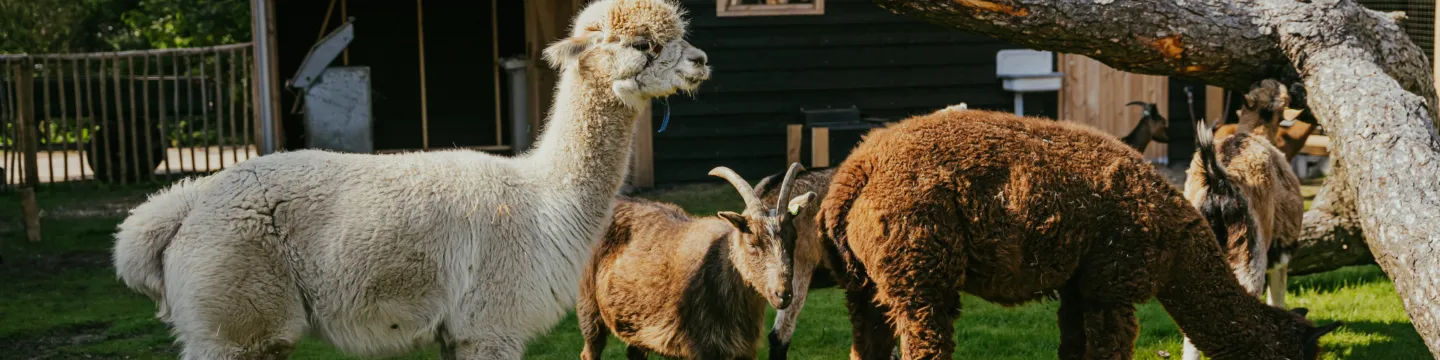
0, 0, 249, 54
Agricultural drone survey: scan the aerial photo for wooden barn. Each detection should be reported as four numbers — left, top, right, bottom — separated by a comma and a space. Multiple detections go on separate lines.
249, 0, 1249, 188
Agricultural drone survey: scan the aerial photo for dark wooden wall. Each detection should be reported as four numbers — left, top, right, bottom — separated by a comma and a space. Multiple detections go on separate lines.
274, 1, 524, 151
649, 0, 1057, 184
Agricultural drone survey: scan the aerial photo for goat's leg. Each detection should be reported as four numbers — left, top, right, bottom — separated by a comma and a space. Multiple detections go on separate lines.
1266, 254, 1290, 308
843, 281, 896, 360
1079, 302, 1138, 360
1057, 283, 1088, 360
578, 291, 609, 360
769, 261, 819, 360
625, 345, 648, 360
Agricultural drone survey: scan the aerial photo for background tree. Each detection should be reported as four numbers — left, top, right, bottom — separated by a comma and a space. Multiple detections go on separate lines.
0, 0, 248, 54
869, 0, 1440, 355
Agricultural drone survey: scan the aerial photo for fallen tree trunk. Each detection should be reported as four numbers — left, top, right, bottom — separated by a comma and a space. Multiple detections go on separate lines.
874, 0, 1440, 355
1291, 158, 1373, 275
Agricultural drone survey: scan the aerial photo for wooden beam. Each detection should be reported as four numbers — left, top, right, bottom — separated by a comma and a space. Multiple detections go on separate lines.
630, 104, 654, 189
1206, 85, 1225, 123
16, 63, 41, 242
811, 127, 829, 168
375, 145, 512, 154
265, 0, 283, 150
341, 0, 350, 65
492, 0, 504, 147
786, 124, 803, 166
417, 0, 430, 149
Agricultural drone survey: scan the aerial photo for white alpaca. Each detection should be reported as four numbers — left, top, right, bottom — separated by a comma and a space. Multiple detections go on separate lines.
111, 1, 709, 358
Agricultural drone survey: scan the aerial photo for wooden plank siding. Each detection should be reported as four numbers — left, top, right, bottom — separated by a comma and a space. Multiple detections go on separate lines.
1058, 54, 1169, 162
651, 0, 1053, 184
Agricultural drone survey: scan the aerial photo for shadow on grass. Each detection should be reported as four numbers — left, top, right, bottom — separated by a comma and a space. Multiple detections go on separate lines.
1318, 320, 1427, 360
1289, 265, 1390, 295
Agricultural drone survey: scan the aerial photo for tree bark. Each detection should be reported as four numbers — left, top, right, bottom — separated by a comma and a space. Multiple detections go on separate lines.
1291, 158, 1372, 275
873, 0, 1440, 355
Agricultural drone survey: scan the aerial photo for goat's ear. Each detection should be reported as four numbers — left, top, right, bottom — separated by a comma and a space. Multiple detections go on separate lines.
718, 211, 750, 233
787, 192, 818, 216
543, 34, 594, 69
1242, 93, 1258, 110
1291, 307, 1310, 317
1284, 108, 1304, 121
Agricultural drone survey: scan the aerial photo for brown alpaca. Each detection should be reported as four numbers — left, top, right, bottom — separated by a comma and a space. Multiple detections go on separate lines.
578, 164, 817, 360
819, 109, 1340, 360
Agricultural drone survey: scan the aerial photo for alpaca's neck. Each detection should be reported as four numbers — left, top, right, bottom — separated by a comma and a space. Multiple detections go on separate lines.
527, 69, 640, 195
1122, 121, 1153, 153
1157, 223, 1288, 358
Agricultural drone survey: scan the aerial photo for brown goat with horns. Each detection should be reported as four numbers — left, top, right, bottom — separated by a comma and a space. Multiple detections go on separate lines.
578, 163, 817, 360
820, 108, 1340, 359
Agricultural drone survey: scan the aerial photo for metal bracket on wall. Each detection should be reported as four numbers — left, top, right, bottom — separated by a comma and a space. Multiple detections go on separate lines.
290, 18, 355, 90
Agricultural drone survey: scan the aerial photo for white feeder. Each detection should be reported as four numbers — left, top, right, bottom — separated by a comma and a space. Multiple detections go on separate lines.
996, 49, 1063, 116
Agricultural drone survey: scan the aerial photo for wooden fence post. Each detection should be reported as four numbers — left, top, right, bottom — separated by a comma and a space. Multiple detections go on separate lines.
16, 62, 42, 243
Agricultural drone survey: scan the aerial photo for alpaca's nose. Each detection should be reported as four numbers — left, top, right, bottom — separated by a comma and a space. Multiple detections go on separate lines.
689, 51, 707, 66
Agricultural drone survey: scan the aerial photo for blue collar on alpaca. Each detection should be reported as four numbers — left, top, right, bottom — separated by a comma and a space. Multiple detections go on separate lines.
657, 97, 672, 133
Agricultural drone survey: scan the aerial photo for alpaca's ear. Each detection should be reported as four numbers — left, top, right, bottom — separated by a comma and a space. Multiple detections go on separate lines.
543, 34, 594, 69
1307, 322, 1344, 343
718, 211, 750, 233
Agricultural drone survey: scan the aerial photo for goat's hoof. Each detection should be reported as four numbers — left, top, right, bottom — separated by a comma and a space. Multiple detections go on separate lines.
767, 331, 789, 360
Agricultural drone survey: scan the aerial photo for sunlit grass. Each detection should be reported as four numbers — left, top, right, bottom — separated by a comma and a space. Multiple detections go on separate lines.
0, 182, 1425, 359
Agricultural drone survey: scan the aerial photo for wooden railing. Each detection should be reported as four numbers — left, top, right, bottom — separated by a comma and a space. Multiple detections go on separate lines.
1, 43, 258, 188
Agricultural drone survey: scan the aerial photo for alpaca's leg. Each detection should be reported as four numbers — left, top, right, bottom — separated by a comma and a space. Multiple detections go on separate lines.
179, 339, 296, 360
443, 331, 526, 360
167, 232, 306, 360
884, 285, 960, 360
769, 261, 818, 360
843, 281, 896, 360
1057, 283, 1087, 360
625, 345, 648, 360
1079, 302, 1138, 360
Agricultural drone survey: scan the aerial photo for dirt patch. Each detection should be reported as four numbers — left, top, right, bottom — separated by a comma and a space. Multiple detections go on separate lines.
2, 251, 111, 282
0, 321, 176, 359
0, 322, 114, 359
44, 196, 146, 220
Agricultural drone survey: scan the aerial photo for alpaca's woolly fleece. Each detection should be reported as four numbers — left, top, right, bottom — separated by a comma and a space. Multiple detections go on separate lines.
111, 0, 708, 358
819, 109, 1336, 360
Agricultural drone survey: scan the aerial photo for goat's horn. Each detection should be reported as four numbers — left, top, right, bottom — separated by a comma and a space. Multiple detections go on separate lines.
775, 162, 806, 212
709, 166, 763, 210
1125, 101, 1148, 108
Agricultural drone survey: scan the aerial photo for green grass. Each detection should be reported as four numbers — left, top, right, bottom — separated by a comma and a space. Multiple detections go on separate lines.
0, 183, 1427, 359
